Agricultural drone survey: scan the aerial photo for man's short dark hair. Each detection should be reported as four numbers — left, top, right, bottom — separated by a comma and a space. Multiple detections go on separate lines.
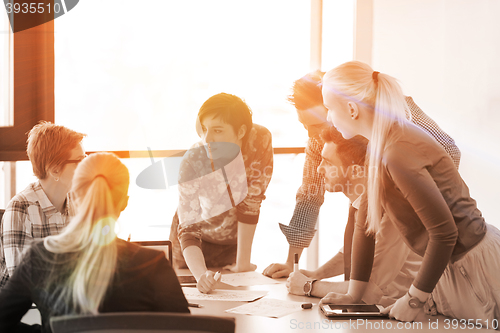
287, 70, 325, 111
198, 93, 253, 144
320, 126, 368, 168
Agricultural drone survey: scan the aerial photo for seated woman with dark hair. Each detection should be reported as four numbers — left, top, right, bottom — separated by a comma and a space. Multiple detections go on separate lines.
0, 153, 189, 333
170, 93, 273, 294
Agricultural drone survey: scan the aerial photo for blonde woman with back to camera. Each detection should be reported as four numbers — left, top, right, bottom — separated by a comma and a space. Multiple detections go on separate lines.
0, 153, 189, 333
319, 61, 500, 323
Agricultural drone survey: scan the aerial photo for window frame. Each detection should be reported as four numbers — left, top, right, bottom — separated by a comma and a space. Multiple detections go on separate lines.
0, 12, 54, 161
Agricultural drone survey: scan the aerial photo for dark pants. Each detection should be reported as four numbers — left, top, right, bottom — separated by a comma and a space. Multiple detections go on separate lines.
169, 211, 237, 269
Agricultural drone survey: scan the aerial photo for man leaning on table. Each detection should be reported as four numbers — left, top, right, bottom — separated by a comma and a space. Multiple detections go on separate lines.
285, 126, 423, 306
263, 71, 461, 279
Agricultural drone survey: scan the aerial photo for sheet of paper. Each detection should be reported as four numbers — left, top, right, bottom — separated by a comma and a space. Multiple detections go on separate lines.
225, 298, 304, 318
220, 271, 282, 287
182, 287, 268, 302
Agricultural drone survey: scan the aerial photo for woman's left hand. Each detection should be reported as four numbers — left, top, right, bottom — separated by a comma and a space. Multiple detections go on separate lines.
381, 293, 423, 322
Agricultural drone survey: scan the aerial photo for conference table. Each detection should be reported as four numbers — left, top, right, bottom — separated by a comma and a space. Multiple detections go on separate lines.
21, 270, 496, 332
177, 270, 496, 333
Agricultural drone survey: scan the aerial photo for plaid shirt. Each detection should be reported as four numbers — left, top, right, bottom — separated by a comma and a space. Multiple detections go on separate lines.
0, 181, 73, 289
279, 96, 461, 248
405, 97, 461, 168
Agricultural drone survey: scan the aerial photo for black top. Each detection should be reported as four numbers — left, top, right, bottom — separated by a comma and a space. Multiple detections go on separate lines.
0, 239, 189, 333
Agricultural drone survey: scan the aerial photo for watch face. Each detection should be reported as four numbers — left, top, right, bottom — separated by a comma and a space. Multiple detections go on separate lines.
304, 281, 310, 294
408, 298, 423, 308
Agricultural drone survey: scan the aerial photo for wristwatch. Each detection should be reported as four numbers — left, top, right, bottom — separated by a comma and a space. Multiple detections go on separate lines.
303, 279, 317, 297
407, 291, 426, 308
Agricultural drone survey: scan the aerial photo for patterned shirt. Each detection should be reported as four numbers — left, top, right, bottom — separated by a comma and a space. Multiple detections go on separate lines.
177, 124, 273, 250
405, 97, 461, 167
0, 181, 73, 289
279, 96, 461, 248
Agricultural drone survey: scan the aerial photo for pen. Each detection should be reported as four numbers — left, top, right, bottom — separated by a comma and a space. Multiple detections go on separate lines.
294, 253, 299, 272
188, 302, 204, 308
214, 271, 221, 282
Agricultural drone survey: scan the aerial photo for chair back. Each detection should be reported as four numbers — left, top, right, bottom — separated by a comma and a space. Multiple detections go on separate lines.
50, 312, 235, 333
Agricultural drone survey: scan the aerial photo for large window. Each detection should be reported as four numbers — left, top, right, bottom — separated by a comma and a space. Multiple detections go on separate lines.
8, 1, 355, 269
54, 0, 312, 151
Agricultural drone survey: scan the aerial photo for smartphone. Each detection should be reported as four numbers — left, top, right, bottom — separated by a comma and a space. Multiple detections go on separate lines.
320, 304, 387, 318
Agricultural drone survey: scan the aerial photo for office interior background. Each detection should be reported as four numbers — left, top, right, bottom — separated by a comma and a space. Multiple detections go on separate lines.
1, 0, 499, 271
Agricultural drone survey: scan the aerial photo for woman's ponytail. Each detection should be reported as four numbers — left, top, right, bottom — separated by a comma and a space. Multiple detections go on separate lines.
366, 71, 408, 233
43, 153, 129, 314
322, 61, 408, 234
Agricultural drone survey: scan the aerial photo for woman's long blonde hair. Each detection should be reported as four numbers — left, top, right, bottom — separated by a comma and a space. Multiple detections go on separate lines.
323, 61, 408, 234
43, 152, 129, 314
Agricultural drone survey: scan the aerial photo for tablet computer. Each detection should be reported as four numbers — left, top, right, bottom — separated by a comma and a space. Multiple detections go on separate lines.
320, 304, 388, 318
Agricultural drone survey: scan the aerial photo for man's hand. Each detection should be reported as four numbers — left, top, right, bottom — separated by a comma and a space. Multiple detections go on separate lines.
263, 263, 293, 278
197, 270, 220, 294
223, 262, 257, 273
286, 271, 313, 296
264, 246, 305, 278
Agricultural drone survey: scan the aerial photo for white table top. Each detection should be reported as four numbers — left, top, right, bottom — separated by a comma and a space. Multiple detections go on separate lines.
178, 270, 496, 333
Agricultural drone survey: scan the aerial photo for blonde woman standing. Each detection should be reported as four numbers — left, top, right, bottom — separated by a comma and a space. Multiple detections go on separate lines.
320, 61, 500, 322
0, 153, 189, 333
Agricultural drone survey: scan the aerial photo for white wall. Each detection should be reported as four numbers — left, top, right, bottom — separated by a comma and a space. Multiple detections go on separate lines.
369, 0, 500, 227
